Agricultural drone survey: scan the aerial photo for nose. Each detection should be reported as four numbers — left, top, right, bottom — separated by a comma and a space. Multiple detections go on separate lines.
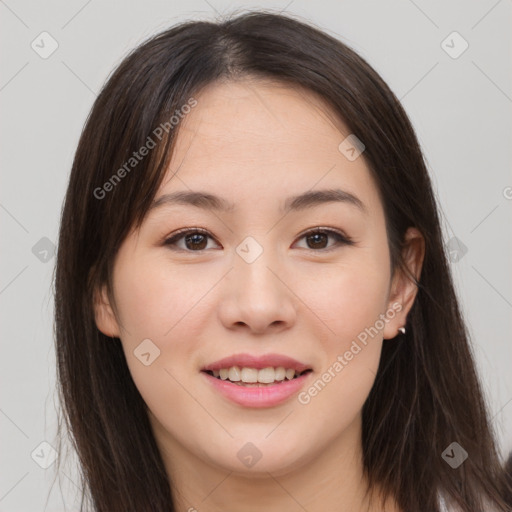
217, 247, 297, 335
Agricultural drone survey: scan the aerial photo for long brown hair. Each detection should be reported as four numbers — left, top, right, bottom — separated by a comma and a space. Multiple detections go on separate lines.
53, 10, 511, 511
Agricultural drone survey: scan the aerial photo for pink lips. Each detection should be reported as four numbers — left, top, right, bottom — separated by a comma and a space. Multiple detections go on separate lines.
201, 352, 311, 373
201, 371, 312, 408
201, 352, 313, 408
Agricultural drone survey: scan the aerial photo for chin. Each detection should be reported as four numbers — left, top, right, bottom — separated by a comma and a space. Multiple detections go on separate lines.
202, 434, 314, 477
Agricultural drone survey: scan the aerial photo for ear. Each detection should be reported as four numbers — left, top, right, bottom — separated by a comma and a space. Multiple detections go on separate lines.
93, 283, 121, 338
383, 227, 425, 340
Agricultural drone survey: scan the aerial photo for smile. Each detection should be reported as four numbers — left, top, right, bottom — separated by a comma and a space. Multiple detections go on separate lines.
204, 366, 311, 385
201, 368, 313, 408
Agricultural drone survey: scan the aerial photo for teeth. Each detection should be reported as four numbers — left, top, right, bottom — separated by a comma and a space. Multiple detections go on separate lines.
209, 366, 306, 384
285, 368, 295, 380
228, 367, 241, 382
258, 367, 276, 384
241, 367, 258, 383
274, 367, 286, 381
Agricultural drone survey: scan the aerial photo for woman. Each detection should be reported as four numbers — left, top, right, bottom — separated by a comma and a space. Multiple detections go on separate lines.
53, 10, 511, 512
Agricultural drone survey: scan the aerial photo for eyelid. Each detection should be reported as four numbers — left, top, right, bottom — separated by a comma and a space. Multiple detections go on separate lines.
295, 226, 351, 241
163, 226, 354, 252
163, 226, 220, 250
293, 226, 354, 251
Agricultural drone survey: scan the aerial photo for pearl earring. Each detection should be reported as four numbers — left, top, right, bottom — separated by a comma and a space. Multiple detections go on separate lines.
398, 326, 406, 335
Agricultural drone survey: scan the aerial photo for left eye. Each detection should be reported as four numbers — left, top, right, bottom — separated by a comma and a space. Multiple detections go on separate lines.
294, 228, 354, 251
163, 227, 353, 252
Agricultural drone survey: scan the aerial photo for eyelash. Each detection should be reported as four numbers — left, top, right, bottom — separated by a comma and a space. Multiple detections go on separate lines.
163, 226, 354, 253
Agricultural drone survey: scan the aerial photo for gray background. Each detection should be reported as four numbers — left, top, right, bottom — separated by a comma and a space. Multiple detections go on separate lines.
1, 0, 511, 510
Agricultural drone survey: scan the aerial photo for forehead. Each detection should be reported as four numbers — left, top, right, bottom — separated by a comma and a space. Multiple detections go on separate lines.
157, 78, 380, 217
176, 78, 348, 155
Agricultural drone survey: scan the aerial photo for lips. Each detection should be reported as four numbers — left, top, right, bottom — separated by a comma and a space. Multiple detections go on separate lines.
201, 353, 312, 373
201, 367, 313, 408
200, 352, 314, 407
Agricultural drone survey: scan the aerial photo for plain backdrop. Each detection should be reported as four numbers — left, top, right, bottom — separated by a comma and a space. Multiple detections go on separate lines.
1, 1, 511, 510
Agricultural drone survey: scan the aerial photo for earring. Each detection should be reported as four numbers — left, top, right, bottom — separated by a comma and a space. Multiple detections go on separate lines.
398, 326, 406, 335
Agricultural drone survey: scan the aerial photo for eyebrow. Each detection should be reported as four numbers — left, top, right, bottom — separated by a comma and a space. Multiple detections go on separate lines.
150, 188, 367, 215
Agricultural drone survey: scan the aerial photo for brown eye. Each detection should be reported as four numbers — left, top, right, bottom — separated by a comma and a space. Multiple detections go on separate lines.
164, 228, 220, 252
183, 232, 208, 250
164, 227, 353, 253
306, 232, 329, 249
295, 228, 354, 252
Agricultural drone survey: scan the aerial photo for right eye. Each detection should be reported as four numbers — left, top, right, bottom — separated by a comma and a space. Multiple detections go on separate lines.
163, 228, 221, 252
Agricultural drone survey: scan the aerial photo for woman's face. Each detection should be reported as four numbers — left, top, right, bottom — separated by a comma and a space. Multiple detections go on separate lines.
95, 79, 420, 478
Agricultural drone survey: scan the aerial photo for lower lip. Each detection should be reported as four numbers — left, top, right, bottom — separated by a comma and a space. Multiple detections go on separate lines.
201, 371, 312, 408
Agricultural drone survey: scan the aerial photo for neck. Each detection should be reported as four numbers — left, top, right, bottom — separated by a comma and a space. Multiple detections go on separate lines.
150, 413, 401, 512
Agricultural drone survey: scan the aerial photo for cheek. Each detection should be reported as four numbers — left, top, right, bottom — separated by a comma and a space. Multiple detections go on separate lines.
296, 255, 390, 347
292, 253, 389, 414
113, 251, 206, 341
297, 346, 380, 448
111, 253, 211, 416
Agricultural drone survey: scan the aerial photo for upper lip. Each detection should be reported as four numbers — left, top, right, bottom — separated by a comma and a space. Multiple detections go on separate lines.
201, 353, 311, 373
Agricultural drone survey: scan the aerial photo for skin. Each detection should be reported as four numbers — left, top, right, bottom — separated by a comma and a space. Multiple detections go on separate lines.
94, 78, 424, 512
